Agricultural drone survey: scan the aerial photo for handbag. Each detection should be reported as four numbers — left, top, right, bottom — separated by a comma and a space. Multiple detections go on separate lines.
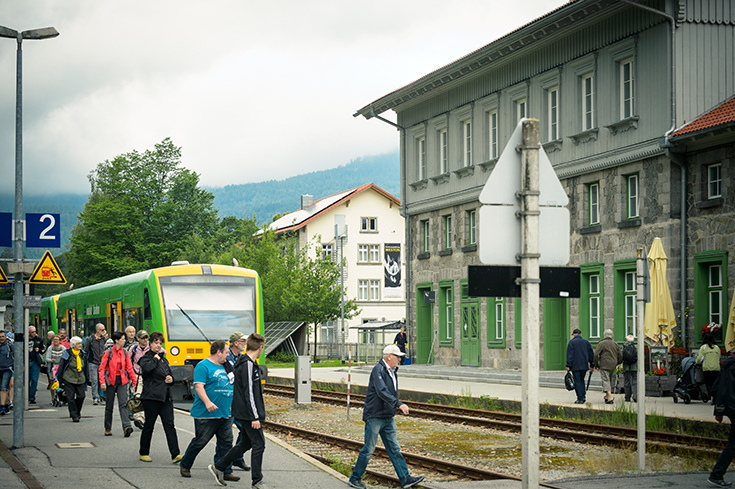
126, 393, 143, 414
564, 371, 575, 391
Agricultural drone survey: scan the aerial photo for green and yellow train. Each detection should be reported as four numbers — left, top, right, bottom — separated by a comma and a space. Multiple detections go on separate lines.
37, 263, 265, 379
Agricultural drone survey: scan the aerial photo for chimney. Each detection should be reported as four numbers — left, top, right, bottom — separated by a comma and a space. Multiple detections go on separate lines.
301, 194, 314, 210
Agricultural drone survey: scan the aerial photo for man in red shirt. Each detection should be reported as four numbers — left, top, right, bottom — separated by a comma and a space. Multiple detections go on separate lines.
99, 331, 137, 437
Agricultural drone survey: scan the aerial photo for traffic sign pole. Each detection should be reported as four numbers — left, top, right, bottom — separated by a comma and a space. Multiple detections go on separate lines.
519, 119, 540, 489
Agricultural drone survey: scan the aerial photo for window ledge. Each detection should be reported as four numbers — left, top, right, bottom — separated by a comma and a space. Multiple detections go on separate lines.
478, 158, 498, 173
438, 249, 453, 257
429, 173, 450, 185
579, 225, 601, 235
439, 341, 454, 347
616, 219, 641, 229
697, 198, 723, 209
605, 116, 639, 136
462, 244, 478, 253
409, 179, 428, 191
568, 127, 599, 145
453, 165, 475, 179
543, 138, 563, 153
417, 252, 431, 260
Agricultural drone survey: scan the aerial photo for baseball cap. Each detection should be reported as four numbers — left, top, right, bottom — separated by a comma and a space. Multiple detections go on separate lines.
383, 344, 405, 356
136, 330, 149, 339
229, 331, 245, 343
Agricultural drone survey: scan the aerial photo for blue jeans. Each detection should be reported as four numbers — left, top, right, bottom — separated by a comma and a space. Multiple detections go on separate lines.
0, 369, 11, 392
181, 417, 234, 473
28, 361, 41, 402
572, 370, 587, 402
711, 416, 735, 481
351, 417, 410, 486
88, 363, 100, 401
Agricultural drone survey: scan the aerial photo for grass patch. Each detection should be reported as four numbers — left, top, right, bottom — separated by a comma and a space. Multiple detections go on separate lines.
324, 452, 354, 478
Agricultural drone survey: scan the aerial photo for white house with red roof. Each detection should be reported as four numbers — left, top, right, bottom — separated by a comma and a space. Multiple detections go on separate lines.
267, 183, 406, 350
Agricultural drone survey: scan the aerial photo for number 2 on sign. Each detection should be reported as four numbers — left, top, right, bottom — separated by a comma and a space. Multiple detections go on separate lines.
39, 214, 56, 240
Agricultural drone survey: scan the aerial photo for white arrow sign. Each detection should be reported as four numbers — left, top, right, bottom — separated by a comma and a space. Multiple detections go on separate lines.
478, 119, 570, 266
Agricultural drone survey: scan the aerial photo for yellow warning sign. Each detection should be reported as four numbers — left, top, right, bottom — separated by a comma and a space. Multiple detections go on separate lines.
0, 265, 7, 284
29, 250, 66, 284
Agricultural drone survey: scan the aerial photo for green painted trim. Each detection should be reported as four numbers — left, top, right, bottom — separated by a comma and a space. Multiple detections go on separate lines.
693, 250, 728, 345
438, 280, 454, 347
515, 297, 522, 348
487, 297, 506, 348
613, 259, 637, 341
579, 262, 604, 343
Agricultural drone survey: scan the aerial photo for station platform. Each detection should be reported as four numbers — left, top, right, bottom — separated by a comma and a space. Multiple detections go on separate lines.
0, 366, 726, 489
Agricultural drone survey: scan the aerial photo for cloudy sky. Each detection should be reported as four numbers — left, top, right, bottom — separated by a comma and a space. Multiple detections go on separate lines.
0, 0, 563, 197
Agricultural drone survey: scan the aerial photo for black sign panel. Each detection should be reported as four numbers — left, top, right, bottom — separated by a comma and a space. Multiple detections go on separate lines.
468, 265, 580, 298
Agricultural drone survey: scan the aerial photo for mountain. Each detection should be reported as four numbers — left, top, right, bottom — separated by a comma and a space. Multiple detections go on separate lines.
0, 151, 400, 257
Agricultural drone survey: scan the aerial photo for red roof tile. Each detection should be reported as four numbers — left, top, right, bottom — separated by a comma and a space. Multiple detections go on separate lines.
671, 95, 735, 137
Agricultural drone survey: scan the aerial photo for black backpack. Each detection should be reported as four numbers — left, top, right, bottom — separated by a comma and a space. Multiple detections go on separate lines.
564, 371, 575, 391
623, 343, 637, 365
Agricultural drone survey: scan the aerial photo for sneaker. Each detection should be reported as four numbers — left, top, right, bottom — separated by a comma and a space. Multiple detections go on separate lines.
347, 478, 367, 489
208, 464, 227, 486
708, 478, 733, 487
403, 475, 425, 488
224, 474, 240, 482
93, 399, 99, 406
72, 417, 80, 423
180, 466, 191, 478
105, 430, 112, 436
139, 455, 152, 462
252, 481, 268, 489
29, 400, 36, 404
233, 459, 251, 471
172, 455, 183, 464
574, 400, 585, 404
134, 419, 145, 430
124, 426, 133, 437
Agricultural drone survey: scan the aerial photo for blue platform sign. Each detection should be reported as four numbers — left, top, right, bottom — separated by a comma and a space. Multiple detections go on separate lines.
0, 212, 10, 248
26, 213, 61, 248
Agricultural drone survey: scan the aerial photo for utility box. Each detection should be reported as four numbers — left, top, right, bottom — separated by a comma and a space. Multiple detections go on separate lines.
295, 356, 311, 404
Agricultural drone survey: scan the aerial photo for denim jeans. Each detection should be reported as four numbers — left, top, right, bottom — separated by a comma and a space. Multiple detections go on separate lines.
28, 361, 41, 402
181, 417, 234, 473
572, 370, 587, 402
214, 419, 265, 486
711, 416, 735, 481
351, 417, 410, 486
219, 418, 246, 465
88, 363, 101, 401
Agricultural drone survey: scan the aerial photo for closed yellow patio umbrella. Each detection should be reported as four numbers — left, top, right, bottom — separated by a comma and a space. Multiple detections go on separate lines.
643, 237, 676, 346
725, 288, 735, 352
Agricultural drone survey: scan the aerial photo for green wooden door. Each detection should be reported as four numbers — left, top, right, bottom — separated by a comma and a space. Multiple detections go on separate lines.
460, 302, 480, 366
416, 284, 433, 364
543, 298, 569, 370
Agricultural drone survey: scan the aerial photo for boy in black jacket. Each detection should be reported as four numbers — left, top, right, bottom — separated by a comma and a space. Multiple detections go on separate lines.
209, 333, 266, 488
708, 355, 735, 487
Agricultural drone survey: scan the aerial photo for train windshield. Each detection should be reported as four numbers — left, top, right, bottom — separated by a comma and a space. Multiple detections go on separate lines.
159, 275, 256, 342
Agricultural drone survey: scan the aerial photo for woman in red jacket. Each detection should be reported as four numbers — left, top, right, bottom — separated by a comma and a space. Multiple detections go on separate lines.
99, 331, 137, 437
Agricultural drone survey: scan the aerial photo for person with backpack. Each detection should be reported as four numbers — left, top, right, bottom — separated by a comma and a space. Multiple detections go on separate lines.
56, 336, 88, 422
697, 332, 722, 398
595, 329, 623, 404
99, 331, 137, 437
84, 323, 108, 405
622, 334, 638, 402
708, 353, 735, 487
0, 330, 13, 415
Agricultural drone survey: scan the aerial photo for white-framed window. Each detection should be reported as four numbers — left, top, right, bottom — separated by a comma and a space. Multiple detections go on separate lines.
589, 273, 600, 338
467, 210, 476, 245
322, 244, 333, 260
462, 119, 472, 167
417, 136, 426, 180
439, 128, 448, 174
358, 280, 369, 301
358, 244, 368, 263
369, 244, 380, 263
621, 58, 634, 119
589, 183, 599, 225
517, 98, 527, 122
625, 271, 637, 337
422, 220, 429, 253
627, 174, 639, 219
369, 280, 380, 301
548, 87, 558, 141
444, 215, 452, 250
708, 163, 722, 199
582, 73, 594, 131
445, 288, 453, 339
488, 110, 498, 160
361, 217, 377, 232
494, 297, 504, 341
710, 265, 723, 325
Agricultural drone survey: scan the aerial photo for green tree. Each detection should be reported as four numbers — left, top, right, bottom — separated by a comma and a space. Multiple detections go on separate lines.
67, 138, 219, 286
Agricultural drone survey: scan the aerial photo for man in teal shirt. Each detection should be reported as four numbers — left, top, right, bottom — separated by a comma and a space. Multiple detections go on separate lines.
179, 340, 239, 482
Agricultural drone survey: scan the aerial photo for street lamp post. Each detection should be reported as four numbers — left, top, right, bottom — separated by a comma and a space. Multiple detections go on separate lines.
0, 24, 59, 449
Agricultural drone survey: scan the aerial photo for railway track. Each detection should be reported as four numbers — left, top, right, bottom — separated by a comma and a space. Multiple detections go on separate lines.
264, 383, 723, 458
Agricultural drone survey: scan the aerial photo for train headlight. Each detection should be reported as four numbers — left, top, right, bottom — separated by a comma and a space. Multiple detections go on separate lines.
170, 346, 180, 356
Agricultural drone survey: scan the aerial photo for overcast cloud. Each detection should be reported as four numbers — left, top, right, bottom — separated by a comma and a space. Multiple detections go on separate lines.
0, 0, 563, 197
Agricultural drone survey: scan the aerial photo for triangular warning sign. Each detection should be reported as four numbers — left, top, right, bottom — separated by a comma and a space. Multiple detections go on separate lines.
29, 250, 66, 284
0, 265, 7, 284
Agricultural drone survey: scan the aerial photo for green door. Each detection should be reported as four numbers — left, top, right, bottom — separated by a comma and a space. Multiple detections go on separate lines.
460, 302, 480, 366
543, 298, 569, 370
416, 284, 433, 364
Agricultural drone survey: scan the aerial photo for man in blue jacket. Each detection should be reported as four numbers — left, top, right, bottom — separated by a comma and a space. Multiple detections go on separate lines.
348, 344, 424, 489
566, 328, 594, 404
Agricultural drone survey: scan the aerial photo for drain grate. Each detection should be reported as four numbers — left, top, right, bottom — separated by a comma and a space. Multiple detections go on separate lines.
55, 442, 96, 448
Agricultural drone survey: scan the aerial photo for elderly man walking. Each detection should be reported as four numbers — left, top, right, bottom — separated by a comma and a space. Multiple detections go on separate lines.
84, 323, 107, 405
595, 329, 623, 404
347, 344, 425, 489
566, 328, 594, 404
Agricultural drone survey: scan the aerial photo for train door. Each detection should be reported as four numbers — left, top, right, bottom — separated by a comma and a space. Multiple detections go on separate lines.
67, 310, 76, 337
543, 298, 569, 370
415, 283, 433, 364
107, 302, 122, 334
460, 280, 480, 367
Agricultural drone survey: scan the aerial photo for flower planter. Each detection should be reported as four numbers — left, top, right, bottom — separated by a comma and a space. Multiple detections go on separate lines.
669, 347, 688, 356
645, 375, 677, 397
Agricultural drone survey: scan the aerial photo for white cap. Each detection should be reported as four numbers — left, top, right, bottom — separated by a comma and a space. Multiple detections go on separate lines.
383, 344, 405, 356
